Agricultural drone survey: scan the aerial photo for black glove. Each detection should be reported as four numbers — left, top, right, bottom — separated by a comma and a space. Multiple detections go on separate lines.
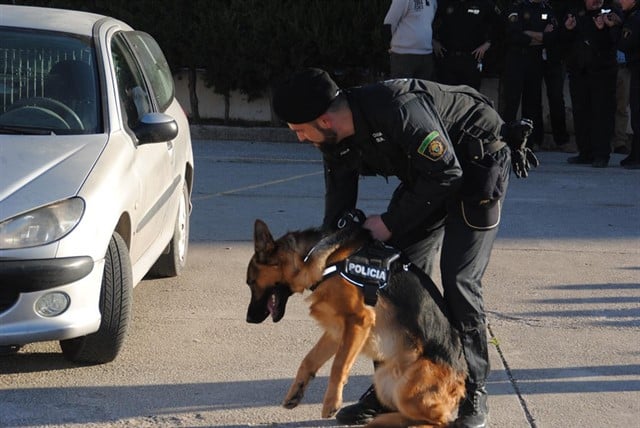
336, 209, 366, 229
503, 118, 539, 178
511, 146, 539, 178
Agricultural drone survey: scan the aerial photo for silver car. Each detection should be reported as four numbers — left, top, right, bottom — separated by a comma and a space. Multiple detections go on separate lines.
0, 5, 194, 364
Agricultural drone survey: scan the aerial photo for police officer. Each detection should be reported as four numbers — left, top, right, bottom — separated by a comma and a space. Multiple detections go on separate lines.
502, 0, 562, 150
272, 68, 536, 428
562, 0, 620, 167
542, 0, 572, 150
433, 0, 504, 90
618, 0, 640, 168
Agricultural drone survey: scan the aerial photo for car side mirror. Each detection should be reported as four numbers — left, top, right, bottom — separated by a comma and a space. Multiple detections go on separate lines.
133, 112, 179, 144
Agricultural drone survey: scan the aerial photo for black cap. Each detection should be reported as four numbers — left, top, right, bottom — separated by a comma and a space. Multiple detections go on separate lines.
272, 68, 340, 124
460, 199, 501, 230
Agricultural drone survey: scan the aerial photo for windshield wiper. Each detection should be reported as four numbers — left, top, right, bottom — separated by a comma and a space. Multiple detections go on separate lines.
0, 125, 56, 135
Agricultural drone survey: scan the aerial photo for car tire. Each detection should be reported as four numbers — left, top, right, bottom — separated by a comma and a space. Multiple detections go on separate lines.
60, 232, 132, 364
149, 182, 190, 278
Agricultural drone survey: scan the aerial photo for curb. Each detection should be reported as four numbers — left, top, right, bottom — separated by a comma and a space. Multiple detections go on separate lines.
189, 124, 297, 143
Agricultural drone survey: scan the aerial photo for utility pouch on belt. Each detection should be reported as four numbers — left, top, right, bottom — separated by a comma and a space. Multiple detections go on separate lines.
466, 138, 484, 161
460, 125, 505, 161
341, 243, 401, 305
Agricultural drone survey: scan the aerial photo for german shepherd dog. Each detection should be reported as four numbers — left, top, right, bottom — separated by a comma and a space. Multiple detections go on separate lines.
245, 218, 467, 427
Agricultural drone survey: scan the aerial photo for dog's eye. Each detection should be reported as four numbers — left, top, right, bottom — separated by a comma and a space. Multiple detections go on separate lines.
257, 261, 279, 268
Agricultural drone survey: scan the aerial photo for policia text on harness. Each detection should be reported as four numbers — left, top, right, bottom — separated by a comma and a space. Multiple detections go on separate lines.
317, 242, 403, 306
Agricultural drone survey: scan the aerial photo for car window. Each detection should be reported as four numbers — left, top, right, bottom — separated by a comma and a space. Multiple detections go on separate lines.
0, 27, 101, 134
124, 32, 175, 113
111, 33, 152, 130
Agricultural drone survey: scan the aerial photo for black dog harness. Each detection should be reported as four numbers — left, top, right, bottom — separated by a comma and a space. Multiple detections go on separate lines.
310, 243, 404, 306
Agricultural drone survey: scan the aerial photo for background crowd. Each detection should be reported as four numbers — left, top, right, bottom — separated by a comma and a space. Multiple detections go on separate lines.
383, 0, 640, 169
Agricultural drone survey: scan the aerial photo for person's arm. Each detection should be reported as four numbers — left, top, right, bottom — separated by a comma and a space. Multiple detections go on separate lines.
383, 0, 409, 34
542, 14, 561, 48
321, 153, 359, 231
505, 6, 532, 48
617, 12, 640, 56
472, 1, 503, 61
432, 1, 446, 56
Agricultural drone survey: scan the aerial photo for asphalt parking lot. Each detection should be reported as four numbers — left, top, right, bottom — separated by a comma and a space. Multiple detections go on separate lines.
1, 139, 639, 428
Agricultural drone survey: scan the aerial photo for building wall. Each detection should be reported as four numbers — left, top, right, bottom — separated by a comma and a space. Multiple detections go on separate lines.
174, 69, 271, 122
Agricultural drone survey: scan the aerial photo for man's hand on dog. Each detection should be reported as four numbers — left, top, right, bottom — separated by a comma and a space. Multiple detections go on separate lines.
364, 215, 391, 242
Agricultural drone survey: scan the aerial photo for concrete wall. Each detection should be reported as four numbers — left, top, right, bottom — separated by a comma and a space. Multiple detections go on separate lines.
174, 69, 272, 122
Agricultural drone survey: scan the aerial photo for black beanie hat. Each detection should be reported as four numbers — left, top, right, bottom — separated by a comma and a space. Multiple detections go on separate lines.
272, 68, 340, 124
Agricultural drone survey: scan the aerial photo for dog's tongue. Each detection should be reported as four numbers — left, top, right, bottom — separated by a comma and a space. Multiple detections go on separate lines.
267, 293, 277, 316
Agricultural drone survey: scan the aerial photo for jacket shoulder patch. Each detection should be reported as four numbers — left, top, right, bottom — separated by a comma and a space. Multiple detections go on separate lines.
417, 131, 447, 161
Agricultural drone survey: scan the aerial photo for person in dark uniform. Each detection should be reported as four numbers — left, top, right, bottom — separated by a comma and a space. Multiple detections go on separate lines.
542, 0, 572, 150
561, 0, 621, 167
617, 0, 640, 168
272, 68, 537, 428
433, 0, 504, 90
502, 0, 562, 150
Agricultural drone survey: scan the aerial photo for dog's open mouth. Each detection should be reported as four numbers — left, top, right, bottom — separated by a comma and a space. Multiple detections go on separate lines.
247, 283, 293, 324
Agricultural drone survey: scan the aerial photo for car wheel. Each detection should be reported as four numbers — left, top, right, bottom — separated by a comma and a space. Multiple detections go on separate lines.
60, 232, 132, 364
149, 182, 190, 278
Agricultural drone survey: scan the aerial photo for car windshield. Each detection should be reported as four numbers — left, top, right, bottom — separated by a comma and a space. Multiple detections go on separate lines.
0, 27, 101, 135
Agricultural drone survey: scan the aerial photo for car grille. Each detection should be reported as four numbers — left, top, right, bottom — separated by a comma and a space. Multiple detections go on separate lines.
0, 288, 19, 313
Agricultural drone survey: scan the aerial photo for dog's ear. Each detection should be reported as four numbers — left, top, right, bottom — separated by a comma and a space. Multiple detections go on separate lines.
254, 219, 275, 254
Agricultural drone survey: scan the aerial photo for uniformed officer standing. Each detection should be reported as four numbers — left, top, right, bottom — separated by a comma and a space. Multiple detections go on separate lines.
617, 0, 640, 168
561, 0, 621, 167
541, 0, 572, 151
502, 0, 562, 150
272, 68, 537, 428
432, 0, 504, 90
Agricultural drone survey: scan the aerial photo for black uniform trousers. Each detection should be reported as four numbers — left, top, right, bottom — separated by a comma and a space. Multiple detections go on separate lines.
568, 67, 617, 161
403, 147, 511, 387
436, 52, 482, 90
502, 47, 545, 147
628, 66, 640, 162
543, 59, 569, 144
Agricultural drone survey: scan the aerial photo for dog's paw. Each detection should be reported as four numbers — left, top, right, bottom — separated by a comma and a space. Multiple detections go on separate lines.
321, 399, 341, 418
282, 382, 305, 409
282, 399, 299, 409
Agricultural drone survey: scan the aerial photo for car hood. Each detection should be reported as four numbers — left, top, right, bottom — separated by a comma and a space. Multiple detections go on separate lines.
0, 135, 108, 221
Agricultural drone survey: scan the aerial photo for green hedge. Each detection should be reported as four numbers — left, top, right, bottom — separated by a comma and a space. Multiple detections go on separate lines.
6, 0, 536, 121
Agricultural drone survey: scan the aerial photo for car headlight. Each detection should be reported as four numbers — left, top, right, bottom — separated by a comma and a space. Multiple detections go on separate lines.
0, 198, 85, 249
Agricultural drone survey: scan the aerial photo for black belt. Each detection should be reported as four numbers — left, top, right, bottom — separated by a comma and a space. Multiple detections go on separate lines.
509, 46, 544, 55
448, 50, 474, 57
485, 139, 507, 154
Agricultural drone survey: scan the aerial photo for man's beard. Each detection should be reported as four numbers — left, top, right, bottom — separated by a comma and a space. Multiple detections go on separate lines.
313, 123, 338, 146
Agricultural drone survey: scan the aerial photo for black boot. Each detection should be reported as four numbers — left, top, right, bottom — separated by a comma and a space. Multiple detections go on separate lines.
455, 385, 488, 428
335, 384, 390, 425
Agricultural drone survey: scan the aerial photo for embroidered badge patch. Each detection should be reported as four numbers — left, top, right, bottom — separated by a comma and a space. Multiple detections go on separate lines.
417, 131, 447, 161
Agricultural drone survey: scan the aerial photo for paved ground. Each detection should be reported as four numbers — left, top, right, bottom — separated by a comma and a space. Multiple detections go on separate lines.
1, 139, 638, 428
